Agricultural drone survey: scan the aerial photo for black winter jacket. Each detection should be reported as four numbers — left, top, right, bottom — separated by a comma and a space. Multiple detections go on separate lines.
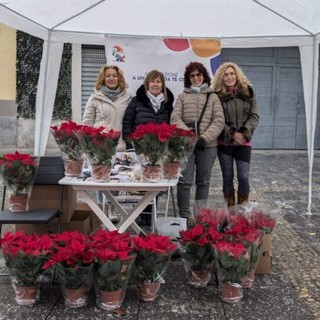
122, 85, 174, 146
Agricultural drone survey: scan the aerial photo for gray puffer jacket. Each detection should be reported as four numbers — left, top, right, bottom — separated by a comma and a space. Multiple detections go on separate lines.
170, 87, 225, 147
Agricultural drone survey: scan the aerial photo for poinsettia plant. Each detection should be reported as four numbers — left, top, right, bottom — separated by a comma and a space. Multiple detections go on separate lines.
250, 210, 276, 234
0, 151, 38, 195
51, 120, 83, 161
196, 207, 228, 233
0, 231, 53, 287
42, 231, 95, 290
132, 233, 177, 283
89, 230, 136, 292
223, 221, 264, 268
75, 125, 121, 165
164, 126, 198, 163
179, 224, 216, 271
212, 239, 251, 284
129, 122, 173, 166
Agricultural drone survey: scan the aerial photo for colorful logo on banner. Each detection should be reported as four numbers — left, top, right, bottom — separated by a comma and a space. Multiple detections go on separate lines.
112, 45, 126, 62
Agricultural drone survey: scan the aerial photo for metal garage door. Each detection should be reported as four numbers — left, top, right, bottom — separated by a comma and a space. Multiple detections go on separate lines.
81, 45, 106, 115
81, 45, 320, 150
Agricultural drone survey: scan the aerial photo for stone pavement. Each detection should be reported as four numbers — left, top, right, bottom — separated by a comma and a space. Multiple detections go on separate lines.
0, 150, 319, 320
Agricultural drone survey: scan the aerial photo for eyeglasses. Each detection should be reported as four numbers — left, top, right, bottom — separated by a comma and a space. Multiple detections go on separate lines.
190, 73, 202, 79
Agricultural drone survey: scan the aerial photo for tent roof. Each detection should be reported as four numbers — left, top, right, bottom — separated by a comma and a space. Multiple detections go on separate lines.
1, 0, 320, 46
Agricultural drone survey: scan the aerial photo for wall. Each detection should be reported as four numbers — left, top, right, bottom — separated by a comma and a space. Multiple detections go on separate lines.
0, 23, 17, 147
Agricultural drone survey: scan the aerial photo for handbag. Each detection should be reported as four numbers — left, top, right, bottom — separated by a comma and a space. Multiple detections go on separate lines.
185, 93, 210, 134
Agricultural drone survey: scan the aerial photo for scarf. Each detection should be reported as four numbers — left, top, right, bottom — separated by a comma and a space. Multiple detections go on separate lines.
146, 91, 165, 112
101, 86, 121, 102
190, 83, 208, 93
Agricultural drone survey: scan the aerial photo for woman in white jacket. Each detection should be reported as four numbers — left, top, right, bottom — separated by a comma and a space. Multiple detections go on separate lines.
82, 65, 132, 151
82, 65, 132, 222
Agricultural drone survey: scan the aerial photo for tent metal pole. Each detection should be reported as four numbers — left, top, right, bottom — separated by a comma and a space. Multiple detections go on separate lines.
306, 37, 318, 215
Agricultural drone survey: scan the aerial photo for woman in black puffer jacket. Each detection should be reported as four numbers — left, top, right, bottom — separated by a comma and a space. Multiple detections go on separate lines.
122, 69, 174, 226
122, 69, 174, 148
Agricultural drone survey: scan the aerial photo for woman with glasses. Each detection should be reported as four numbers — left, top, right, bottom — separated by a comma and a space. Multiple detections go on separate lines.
212, 62, 259, 206
170, 62, 224, 224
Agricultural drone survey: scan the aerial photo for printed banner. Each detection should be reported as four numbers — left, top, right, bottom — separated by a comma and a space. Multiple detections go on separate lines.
105, 36, 221, 99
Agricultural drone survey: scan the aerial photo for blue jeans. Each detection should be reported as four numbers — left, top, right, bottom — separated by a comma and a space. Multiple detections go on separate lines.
218, 146, 251, 196
177, 147, 217, 218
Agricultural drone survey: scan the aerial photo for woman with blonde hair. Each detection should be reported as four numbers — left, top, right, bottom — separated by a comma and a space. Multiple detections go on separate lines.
82, 64, 132, 151
82, 65, 132, 222
212, 62, 259, 206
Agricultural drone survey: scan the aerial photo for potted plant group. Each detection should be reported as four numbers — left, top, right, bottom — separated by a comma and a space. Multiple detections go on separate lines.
0, 231, 53, 306
42, 231, 95, 308
51, 120, 84, 177
0, 151, 38, 212
179, 224, 216, 287
129, 122, 172, 182
132, 233, 177, 301
75, 125, 121, 182
163, 126, 197, 179
89, 230, 136, 310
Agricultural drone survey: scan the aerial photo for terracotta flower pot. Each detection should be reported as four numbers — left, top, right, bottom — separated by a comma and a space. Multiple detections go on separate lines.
14, 285, 38, 306
9, 194, 29, 212
91, 164, 112, 182
162, 162, 180, 179
63, 159, 84, 177
218, 282, 243, 304
142, 165, 162, 182
63, 287, 88, 308
137, 281, 160, 302
99, 288, 123, 310
187, 269, 211, 288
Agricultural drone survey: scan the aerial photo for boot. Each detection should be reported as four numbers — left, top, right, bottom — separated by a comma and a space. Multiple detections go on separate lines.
237, 191, 249, 204
224, 192, 235, 207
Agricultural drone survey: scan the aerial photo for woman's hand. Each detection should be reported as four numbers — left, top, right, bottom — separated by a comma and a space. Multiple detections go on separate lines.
233, 132, 245, 145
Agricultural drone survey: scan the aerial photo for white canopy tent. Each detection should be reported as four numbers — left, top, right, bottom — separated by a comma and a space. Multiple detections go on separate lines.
0, 0, 319, 213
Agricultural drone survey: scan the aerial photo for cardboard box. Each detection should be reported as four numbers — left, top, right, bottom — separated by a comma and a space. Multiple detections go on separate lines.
29, 185, 77, 223
255, 234, 272, 274
60, 211, 92, 234
75, 201, 103, 233
16, 210, 92, 235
